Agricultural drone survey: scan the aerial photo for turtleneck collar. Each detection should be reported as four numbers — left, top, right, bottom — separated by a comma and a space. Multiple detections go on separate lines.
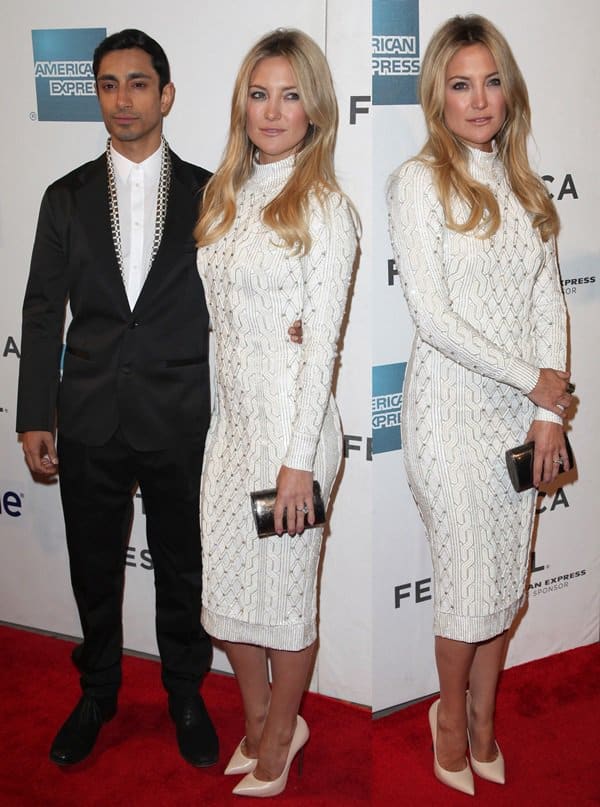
465, 141, 504, 181
247, 154, 295, 191
466, 140, 499, 165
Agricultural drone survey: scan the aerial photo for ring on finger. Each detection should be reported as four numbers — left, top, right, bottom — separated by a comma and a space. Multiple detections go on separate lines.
552, 458, 563, 465
296, 504, 309, 514
556, 403, 566, 412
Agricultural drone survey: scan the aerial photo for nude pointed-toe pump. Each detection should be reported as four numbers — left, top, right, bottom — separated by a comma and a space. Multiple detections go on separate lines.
429, 699, 475, 797
232, 715, 309, 798
225, 739, 258, 776
468, 735, 506, 784
465, 693, 505, 784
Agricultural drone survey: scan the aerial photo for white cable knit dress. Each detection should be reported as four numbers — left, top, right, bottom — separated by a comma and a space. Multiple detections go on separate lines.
387, 147, 567, 642
197, 156, 356, 650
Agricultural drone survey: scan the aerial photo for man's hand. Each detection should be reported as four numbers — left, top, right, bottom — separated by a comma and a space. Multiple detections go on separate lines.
288, 320, 303, 344
21, 431, 59, 476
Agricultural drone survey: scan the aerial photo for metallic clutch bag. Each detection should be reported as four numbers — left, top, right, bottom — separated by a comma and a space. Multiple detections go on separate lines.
505, 436, 574, 492
250, 481, 326, 538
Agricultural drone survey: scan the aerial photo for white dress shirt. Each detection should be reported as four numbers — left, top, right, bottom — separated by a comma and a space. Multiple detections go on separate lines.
110, 142, 162, 309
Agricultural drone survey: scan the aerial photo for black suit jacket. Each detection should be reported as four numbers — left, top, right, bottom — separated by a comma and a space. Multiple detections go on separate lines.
17, 149, 212, 451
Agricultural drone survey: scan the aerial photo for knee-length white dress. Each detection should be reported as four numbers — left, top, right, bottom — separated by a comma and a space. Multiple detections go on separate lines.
387, 147, 567, 642
197, 156, 356, 650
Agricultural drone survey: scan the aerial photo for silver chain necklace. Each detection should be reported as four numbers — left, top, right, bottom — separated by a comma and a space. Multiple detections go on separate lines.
105, 135, 172, 285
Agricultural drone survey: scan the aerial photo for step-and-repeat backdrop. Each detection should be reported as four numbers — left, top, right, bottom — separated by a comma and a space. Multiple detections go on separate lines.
1, 0, 597, 710
0, 0, 372, 706
372, 0, 599, 711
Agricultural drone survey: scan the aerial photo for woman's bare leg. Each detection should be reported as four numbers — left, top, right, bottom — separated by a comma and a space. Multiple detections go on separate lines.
253, 641, 316, 781
467, 631, 509, 761
434, 636, 476, 771
222, 641, 270, 758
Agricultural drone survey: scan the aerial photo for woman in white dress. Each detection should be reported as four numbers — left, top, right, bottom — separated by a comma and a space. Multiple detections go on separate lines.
387, 15, 572, 795
194, 29, 357, 798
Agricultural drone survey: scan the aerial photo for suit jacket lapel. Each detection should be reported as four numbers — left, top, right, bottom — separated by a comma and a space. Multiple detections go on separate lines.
133, 151, 199, 313
78, 155, 131, 314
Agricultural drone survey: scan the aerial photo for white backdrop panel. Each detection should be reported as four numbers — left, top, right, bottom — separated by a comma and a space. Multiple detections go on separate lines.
317, 0, 372, 705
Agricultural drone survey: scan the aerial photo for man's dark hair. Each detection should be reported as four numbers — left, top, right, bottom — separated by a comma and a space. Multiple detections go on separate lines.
93, 29, 171, 91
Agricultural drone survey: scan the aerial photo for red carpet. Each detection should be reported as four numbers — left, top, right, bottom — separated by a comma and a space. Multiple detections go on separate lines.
1, 626, 598, 805
375, 641, 600, 805
0, 626, 369, 806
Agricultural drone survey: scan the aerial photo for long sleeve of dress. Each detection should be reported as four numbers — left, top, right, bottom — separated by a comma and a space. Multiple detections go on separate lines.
283, 195, 357, 471
386, 160, 541, 394
530, 236, 568, 424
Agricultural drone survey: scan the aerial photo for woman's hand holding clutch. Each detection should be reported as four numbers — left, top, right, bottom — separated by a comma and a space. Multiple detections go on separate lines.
525, 421, 571, 487
274, 466, 315, 536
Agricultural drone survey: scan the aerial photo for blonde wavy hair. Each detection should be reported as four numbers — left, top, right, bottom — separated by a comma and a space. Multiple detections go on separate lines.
195, 28, 343, 254
418, 14, 558, 241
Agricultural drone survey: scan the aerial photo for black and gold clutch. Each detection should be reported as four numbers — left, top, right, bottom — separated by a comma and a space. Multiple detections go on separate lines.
505, 436, 574, 493
250, 481, 326, 538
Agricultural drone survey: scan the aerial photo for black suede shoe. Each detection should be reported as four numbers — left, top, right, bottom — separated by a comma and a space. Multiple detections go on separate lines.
168, 694, 219, 767
49, 694, 117, 766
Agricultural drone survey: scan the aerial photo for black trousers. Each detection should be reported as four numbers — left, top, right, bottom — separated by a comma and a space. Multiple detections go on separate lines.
57, 428, 211, 700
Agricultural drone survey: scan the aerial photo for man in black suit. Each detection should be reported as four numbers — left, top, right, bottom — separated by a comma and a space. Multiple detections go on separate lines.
17, 29, 217, 768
